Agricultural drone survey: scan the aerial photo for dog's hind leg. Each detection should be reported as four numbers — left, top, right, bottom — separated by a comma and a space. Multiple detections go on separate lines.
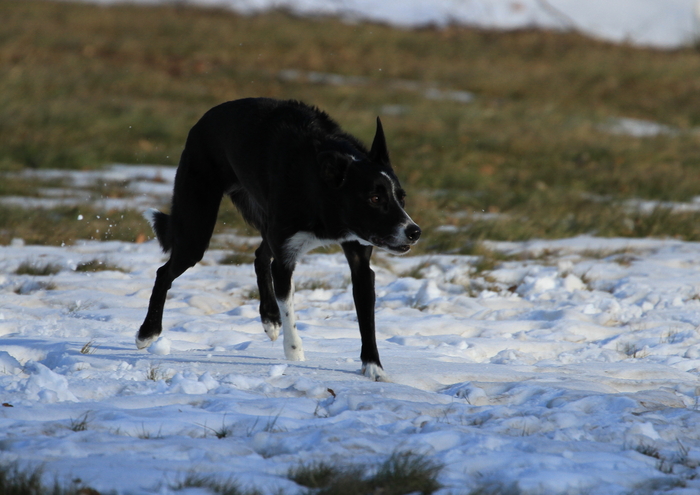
342, 241, 387, 381
137, 153, 223, 349
269, 257, 305, 361
254, 240, 282, 341
136, 257, 181, 349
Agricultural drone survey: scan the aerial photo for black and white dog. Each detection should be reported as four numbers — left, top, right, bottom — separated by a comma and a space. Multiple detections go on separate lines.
136, 98, 421, 380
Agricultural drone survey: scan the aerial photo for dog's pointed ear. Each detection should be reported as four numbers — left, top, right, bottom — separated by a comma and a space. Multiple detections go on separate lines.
318, 151, 352, 188
369, 117, 390, 166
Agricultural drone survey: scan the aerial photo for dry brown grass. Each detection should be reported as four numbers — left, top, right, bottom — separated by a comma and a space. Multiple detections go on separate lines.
3, 0, 700, 247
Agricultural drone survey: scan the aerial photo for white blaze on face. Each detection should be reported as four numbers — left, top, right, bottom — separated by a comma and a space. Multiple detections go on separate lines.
380, 171, 418, 244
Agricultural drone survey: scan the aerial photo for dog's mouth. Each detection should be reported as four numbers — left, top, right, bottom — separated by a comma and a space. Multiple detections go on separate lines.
368, 236, 413, 255
388, 244, 411, 254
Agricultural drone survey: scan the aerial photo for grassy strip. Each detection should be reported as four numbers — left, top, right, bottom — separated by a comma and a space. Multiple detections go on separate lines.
15, 261, 62, 276
0, 463, 96, 495
169, 473, 262, 495
0, 193, 258, 246
4, 187, 700, 249
0, 204, 151, 245
1, 452, 442, 495
421, 198, 700, 253
290, 451, 442, 495
75, 259, 128, 272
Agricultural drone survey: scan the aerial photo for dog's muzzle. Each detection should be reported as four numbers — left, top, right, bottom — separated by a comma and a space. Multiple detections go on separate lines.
370, 223, 422, 254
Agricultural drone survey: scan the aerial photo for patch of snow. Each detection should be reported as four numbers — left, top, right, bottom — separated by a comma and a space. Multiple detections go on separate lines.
2, 233, 700, 492
601, 117, 679, 138
0, 164, 175, 210
72, 0, 700, 49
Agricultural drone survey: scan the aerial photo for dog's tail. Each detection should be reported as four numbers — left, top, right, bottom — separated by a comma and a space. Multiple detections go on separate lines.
143, 208, 173, 253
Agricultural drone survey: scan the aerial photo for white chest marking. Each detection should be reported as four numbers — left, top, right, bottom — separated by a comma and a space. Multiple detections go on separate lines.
283, 231, 370, 266
283, 232, 335, 266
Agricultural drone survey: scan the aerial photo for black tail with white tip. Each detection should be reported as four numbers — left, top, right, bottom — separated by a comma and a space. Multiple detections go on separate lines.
144, 208, 172, 253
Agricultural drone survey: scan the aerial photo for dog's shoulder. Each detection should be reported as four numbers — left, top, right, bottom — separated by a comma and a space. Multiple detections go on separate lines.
198, 98, 326, 123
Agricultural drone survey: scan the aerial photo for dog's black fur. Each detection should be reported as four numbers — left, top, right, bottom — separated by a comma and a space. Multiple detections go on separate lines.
137, 98, 420, 380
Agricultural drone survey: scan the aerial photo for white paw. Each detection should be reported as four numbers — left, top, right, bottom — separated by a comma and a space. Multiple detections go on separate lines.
135, 333, 158, 350
284, 340, 305, 361
362, 363, 389, 382
263, 320, 281, 341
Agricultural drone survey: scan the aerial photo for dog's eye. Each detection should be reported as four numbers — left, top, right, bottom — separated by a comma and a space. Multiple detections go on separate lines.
369, 195, 381, 205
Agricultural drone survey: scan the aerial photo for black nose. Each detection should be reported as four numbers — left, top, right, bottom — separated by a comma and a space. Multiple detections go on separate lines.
405, 224, 421, 242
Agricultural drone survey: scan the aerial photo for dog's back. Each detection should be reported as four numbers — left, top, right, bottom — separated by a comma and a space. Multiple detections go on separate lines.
171, 98, 365, 235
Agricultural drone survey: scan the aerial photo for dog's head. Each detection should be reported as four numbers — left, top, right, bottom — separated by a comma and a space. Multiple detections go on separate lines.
319, 118, 421, 254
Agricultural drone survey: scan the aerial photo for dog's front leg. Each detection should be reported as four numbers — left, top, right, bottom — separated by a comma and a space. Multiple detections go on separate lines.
342, 241, 387, 381
270, 258, 305, 361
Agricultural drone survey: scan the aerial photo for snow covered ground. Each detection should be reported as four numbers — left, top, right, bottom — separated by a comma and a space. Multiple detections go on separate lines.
1, 166, 700, 494
10, 1, 700, 491
74, 0, 700, 49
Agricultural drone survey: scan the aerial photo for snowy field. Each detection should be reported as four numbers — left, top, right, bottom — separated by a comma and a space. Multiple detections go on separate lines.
1, 166, 700, 494
6, 2, 700, 493
74, 0, 700, 49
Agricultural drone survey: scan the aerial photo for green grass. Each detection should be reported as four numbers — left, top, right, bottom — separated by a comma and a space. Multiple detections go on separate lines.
80, 339, 98, 355
0, 452, 442, 495
15, 261, 62, 276
169, 473, 262, 495
3, 0, 700, 247
75, 258, 127, 273
0, 462, 96, 495
0, 204, 153, 245
423, 200, 700, 253
219, 252, 256, 266
289, 452, 442, 495
68, 412, 91, 432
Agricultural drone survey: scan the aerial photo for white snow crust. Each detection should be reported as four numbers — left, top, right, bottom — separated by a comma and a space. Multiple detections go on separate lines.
69, 0, 700, 49
1, 167, 700, 493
